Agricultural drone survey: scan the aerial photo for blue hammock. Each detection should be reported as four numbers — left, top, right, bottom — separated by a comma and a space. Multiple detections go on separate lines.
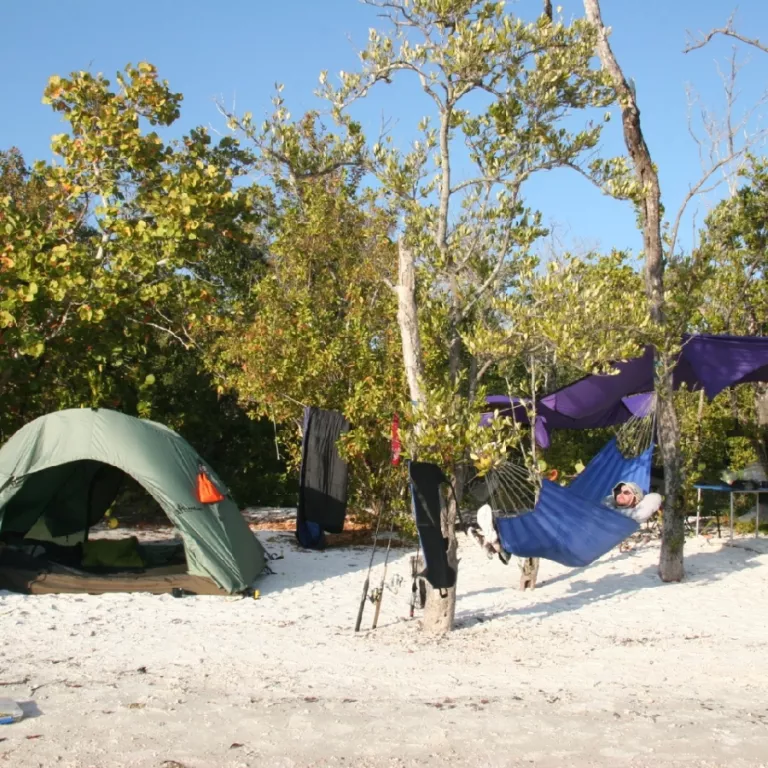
494, 439, 654, 567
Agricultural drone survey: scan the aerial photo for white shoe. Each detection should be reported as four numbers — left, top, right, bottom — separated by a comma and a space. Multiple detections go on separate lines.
477, 504, 500, 547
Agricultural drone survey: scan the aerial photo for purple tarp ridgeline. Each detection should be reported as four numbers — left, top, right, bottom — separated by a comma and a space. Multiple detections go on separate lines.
482, 393, 655, 449
482, 334, 768, 446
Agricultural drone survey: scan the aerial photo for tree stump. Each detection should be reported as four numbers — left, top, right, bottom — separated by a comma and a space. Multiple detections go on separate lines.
422, 537, 458, 634
518, 557, 540, 591
409, 555, 427, 614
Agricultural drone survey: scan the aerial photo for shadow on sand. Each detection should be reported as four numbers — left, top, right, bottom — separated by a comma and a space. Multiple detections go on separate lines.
464, 542, 766, 624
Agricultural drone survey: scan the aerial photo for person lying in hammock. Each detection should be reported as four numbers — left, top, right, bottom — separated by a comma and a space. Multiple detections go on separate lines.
604, 481, 662, 524
471, 481, 662, 562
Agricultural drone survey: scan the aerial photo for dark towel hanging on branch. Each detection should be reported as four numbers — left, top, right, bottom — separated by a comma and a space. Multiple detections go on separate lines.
296, 407, 350, 549
409, 461, 456, 590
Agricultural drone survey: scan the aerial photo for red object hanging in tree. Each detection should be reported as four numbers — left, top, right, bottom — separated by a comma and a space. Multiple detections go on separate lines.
391, 413, 401, 466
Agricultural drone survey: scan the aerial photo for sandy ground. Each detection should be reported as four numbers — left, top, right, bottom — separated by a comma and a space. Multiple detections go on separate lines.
1, 517, 768, 768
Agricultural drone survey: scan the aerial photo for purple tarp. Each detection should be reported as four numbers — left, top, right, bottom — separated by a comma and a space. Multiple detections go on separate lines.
483, 334, 768, 446
543, 334, 768, 418
682, 334, 768, 399
482, 393, 655, 448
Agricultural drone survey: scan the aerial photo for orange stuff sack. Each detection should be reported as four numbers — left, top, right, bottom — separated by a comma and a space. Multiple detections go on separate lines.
196, 468, 225, 504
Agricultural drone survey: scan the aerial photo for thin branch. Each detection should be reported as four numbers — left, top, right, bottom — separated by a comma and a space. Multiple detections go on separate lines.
459, 226, 514, 321
455, 182, 494, 270
449, 176, 503, 195
685, 14, 768, 55
336, 60, 446, 114
128, 317, 194, 348
477, 357, 496, 381
263, 148, 365, 181
382, 275, 396, 293
367, 0, 421, 30
668, 149, 748, 257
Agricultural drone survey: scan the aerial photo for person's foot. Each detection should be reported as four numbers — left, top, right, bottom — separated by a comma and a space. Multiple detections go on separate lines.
476, 504, 499, 547
477, 504, 511, 563
469, 525, 495, 559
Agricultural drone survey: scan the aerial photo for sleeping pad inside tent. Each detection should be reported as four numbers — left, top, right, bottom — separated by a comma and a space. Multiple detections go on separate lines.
0, 408, 265, 595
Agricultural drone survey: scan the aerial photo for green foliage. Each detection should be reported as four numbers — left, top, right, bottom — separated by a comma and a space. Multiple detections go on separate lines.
133, 341, 292, 505
307, 0, 625, 495
695, 159, 768, 336
734, 519, 768, 535
0, 64, 291, 504
0, 64, 261, 435
211, 116, 409, 515
475, 250, 650, 377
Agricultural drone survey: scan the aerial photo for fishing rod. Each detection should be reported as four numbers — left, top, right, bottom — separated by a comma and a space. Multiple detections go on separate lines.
354, 500, 385, 632
370, 508, 397, 630
356, 412, 404, 631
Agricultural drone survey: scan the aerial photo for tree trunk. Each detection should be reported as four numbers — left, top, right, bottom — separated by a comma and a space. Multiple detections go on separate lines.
583, 0, 685, 581
396, 241, 425, 407
656, 365, 684, 581
396, 239, 460, 633
519, 557, 540, 590
757, 385, 768, 430
419, 102, 463, 634
422, 491, 458, 634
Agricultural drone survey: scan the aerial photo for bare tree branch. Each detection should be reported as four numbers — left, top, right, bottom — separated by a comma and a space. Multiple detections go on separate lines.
128, 317, 196, 349
668, 149, 748, 258
685, 13, 768, 55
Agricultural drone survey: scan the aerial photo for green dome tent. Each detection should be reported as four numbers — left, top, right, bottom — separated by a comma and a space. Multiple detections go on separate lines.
0, 408, 265, 594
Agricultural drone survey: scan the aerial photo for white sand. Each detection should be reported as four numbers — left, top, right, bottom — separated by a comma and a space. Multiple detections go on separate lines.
1, 520, 768, 768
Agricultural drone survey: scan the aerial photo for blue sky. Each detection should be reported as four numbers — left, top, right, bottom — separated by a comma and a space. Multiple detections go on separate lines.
2, 0, 766, 255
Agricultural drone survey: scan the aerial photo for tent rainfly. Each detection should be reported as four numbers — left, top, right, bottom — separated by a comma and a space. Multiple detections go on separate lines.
0, 408, 265, 594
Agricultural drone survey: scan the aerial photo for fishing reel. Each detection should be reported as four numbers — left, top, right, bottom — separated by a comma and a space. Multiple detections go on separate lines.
367, 573, 403, 605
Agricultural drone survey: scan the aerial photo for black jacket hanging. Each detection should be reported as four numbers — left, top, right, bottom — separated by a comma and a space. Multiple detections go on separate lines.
296, 407, 350, 548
